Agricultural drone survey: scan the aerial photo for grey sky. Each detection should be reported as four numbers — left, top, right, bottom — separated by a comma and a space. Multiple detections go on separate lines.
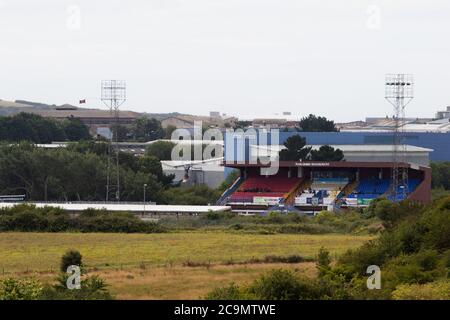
1, 0, 449, 122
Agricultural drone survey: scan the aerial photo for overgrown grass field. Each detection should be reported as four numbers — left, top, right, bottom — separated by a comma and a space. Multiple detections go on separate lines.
0, 232, 372, 274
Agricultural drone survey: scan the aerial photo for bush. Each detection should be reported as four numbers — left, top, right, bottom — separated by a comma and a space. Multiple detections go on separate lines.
39, 251, 113, 300
262, 255, 309, 264
60, 250, 83, 273
161, 185, 221, 205
430, 162, 450, 190
40, 274, 113, 300
392, 280, 450, 300
336, 196, 450, 298
205, 196, 450, 300
0, 278, 43, 300
0, 205, 165, 233
205, 283, 250, 300
249, 269, 323, 300
317, 247, 331, 277
206, 269, 341, 300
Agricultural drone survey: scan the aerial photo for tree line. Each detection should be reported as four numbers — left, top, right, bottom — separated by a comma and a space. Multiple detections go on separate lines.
230, 114, 339, 132
279, 135, 344, 161
0, 112, 339, 145
0, 113, 91, 143
0, 141, 223, 204
0, 142, 172, 202
113, 118, 176, 142
0, 205, 164, 233
0, 112, 178, 144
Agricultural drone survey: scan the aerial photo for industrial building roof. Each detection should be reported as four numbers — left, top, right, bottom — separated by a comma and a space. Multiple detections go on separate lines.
146, 139, 224, 145
254, 144, 433, 153
161, 157, 224, 170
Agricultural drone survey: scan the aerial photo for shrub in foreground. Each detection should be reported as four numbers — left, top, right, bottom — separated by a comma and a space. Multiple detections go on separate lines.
0, 278, 43, 300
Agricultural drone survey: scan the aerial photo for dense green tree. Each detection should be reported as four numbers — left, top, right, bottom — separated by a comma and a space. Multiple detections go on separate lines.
161, 185, 221, 205
164, 124, 177, 139
317, 247, 332, 277
121, 170, 163, 202
279, 135, 311, 161
138, 155, 174, 185
0, 113, 92, 143
298, 114, 338, 132
233, 121, 252, 130
430, 162, 450, 190
132, 117, 164, 142
0, 113, 66, 143
0, 143, 176, 202
67, 140, 109, 156
60, 250, 83, 273
310, 145, 344, 161
62, 118, 91, 141
111, 124, 131, 142
145, 141, 175, 160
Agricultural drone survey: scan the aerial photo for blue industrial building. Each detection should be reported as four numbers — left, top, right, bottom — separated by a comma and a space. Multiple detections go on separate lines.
224, 131, 450, 162
280, 132, 450, 162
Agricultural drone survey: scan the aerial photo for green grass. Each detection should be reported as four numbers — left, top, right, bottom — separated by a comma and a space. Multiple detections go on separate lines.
0, 232, 373, 274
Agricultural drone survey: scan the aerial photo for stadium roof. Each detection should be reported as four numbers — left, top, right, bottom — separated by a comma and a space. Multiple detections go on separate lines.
223, 160, 430, 170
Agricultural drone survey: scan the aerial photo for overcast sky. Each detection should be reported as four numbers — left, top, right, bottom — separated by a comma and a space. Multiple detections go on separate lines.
1, 0, 449, 122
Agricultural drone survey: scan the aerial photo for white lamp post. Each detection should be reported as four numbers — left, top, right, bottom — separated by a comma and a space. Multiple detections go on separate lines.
143, 183, 147, 216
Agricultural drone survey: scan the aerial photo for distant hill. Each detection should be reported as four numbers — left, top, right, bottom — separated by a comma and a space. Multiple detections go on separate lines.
143, 112, 188, 121
14, 100, 60, 109
0, 100, 34, 116
0, 99, 232, 127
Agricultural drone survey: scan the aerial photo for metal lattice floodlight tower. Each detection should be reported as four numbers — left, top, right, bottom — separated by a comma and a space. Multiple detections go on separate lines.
385, 74, 414, 201
101, 80, 126, 202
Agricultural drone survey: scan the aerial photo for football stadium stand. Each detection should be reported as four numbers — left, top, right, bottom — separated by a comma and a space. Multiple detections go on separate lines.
224, 163, 430, 213
229, 176, 302, 205
222, 140, 432, 214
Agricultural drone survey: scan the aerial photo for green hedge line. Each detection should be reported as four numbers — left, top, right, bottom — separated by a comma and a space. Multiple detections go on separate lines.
0, 205, 165, 233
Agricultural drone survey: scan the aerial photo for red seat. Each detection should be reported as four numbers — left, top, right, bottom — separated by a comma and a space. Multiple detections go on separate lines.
229, 176, 301, 202
238, 176, 300, 193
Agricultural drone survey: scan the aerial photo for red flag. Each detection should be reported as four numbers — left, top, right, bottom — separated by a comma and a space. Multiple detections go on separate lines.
79, 99, 86, 104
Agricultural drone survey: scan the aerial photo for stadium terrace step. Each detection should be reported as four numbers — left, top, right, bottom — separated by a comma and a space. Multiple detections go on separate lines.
228, 175, 302, 205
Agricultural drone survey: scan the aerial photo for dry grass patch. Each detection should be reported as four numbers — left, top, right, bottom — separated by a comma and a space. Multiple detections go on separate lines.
93, 262, 317, 300
0, 232, 372, 274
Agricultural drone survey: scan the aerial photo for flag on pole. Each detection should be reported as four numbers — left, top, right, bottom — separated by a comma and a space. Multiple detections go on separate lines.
79, 99, 86, 104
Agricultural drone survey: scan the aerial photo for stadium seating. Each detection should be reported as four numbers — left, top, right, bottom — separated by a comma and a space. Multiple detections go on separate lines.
294, 189, 329, 206
238, 176, 301, 192
388, 179, 421, 201
295, 178, 348, 206
229, 176, 301, 203
346, 178, 390, 199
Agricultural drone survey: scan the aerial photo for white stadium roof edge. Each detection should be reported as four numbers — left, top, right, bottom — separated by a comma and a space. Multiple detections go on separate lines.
0, 203, 231, 214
